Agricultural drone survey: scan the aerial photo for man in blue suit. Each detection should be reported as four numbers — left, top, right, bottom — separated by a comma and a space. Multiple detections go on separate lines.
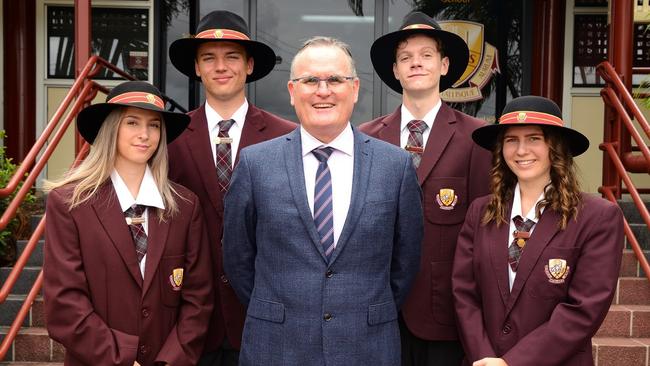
223, 36, 423, 366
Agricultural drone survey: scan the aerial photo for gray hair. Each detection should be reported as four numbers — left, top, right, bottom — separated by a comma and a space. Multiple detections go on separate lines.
289, 36, 357, 78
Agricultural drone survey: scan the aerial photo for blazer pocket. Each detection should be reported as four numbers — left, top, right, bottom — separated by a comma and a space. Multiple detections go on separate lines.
368, 300, 397, 326
159, 254, 185, 307
529, 246, 579, 300
248, 297, 285, 323
423, 177, 467, 225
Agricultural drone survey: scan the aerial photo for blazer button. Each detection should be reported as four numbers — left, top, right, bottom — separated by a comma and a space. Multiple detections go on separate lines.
323, 313, 333, 321
139, 345, 148, 355
502, 324, 512, 334
141, 308, 150, 318
220, 274, 229, 284
325, 270, 333, 278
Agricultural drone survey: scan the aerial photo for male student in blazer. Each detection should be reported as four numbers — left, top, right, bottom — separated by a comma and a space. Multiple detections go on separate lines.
223, 36, 423, 366
167, 10, 296, 366
359, 11, 491, 366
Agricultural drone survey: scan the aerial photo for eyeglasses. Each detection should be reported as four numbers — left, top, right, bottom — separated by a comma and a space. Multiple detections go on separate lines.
290, 75, 356, 90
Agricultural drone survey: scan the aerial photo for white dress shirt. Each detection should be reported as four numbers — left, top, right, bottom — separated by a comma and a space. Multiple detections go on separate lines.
507, 183, 546, 289
301, 124, 354, 249
205, 99, 249, 167
399, 100, 441, 149
110, 165, 165, 278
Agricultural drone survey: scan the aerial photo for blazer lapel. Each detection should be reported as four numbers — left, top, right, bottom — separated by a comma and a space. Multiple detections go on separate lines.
416, 103, 455, 186
505, 209, 561, 316
235, 105, 267, 166
377, 108, 401, 147
92, 184, 142, 288
329, 129, 371, 265
283, 129, 328, 261
488, 218, 511, 308
185, 105, 224, 214
142, 212, 170, 297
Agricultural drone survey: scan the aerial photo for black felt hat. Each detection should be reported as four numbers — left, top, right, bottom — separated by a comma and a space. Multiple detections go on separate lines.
169, 10, 276, 83
76, 81, 189, 144
370, 11, 470, 94
472, 95, 590, 156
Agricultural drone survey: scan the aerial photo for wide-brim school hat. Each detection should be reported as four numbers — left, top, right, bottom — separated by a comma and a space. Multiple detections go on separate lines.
472, 95, 590, 157
169, 10, 276, 83
370, 11, 469, 94
76, 81, 190, 144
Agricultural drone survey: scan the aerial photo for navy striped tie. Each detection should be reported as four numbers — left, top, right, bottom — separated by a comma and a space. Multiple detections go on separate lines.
312, 147, 335, 260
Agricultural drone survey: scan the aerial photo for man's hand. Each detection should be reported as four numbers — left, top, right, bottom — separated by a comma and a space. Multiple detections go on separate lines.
473, 357, 508, 366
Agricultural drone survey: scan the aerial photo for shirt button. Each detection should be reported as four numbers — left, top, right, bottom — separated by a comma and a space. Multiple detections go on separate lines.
220, 274, 229, 284
323, 313, 333, 321
502, 324, 512, 334
141, 308, 150, 318
325, 270, 333, 278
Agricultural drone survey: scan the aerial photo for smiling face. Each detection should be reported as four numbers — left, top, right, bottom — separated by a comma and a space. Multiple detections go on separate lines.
115, 107, 162, 171
392, 34, 449, 97
194, 41, 254, 105
287, 45, 359, 143
502, 125, 551, 189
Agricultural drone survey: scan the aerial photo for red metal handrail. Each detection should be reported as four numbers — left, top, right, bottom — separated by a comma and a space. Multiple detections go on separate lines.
597, 60, 650, 285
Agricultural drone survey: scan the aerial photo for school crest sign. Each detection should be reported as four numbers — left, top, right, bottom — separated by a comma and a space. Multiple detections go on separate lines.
439, 21, 500, 103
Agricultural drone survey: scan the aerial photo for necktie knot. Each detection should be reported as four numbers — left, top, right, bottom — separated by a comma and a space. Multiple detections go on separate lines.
218, 119, 235, 134
312, 147, 334, 164
513, 215, 535, 232
126, 204, 146, 218
407, 119, 428, 134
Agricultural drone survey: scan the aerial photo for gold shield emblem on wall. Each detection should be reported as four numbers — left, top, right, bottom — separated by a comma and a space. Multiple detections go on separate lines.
439, 21, 484, 87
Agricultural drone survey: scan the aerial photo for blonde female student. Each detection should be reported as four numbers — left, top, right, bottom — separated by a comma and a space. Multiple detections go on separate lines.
43, 81, 213, 366
452, 96, 624, 366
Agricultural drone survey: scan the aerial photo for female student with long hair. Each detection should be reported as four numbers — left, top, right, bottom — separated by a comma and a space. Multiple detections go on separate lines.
43, 81, 213, 366
452, 96, 624, 366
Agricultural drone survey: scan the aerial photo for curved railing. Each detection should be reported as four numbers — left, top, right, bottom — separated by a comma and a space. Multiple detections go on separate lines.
597, 60, 650, 283
0, 56, 185, 360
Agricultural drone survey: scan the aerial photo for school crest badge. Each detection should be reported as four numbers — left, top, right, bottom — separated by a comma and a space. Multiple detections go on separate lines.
436, 188, 458, 210
544, 259, 570, 284
439, 21, 501, 103
169, 268, 184, 291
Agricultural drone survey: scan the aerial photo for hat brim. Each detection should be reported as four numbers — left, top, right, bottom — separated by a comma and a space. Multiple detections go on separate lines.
471, 123, 590, 157
169, 38, 277, 83
371, 28, 469, 94
77, 102, 190, 144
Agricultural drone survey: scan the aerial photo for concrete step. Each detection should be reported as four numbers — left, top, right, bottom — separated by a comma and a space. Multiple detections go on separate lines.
619, 250, 649, 278
0, 267, 41, 296
615, 277, 650, 305
627, 223, 650, 251
596, 304, 650, 338
0, 295, 44, 327
0, 327, 64, 363
15, 240, 44, 268
619, 200, 650, 225
592, 337, 650, 366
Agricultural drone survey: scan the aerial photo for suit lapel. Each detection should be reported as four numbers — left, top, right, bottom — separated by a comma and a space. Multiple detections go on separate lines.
377, 108, 401, 147
142, 211, 170, 296
329, 129, 371, 265
489, 212, 513, 308
416, 103, 455, 186
283, 129, 328, 261
236, 105, 267, 166
505, 209, 561, 316
185, 105, 224, 214
92, 184, 142, 288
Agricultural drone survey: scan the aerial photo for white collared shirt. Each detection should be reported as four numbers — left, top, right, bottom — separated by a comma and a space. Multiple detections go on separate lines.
399, 100, 441, 150
110, 166, 165, 278
205, 99, 249, 167
508, 183, 546, 289
301, 124, 354, 249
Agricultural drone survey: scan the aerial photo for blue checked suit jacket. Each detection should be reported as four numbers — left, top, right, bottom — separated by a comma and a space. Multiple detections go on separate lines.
223, 127, 423, 366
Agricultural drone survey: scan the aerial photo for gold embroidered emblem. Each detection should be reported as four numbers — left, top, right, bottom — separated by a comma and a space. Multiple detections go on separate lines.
435, 188, 458, 210
146, 93, 156, 104
544, 259, 570, 284
517, 112, 527, 122
169, 268, 184, 291
214, 29, 224, 38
